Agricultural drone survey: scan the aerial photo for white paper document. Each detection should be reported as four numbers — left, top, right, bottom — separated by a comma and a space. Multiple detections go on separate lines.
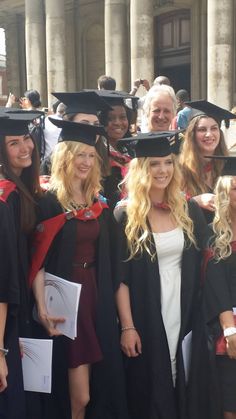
44, 272, 81, 339
19, 338, 53, 393
182, 330, 192, 383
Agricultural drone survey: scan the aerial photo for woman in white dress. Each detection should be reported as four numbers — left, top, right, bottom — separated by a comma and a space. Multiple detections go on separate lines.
114, 132, 208, 419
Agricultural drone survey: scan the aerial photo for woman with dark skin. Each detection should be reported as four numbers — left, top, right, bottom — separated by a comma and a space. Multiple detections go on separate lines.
98, 90, 137, 209
0, 109, 42, 419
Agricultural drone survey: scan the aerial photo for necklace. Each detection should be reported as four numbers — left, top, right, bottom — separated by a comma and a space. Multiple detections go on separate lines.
151, 202, 170, 210
70, 201, 88, 211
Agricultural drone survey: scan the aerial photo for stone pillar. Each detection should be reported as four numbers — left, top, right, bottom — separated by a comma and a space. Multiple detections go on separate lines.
105, 0, 129, 90
65, 6, 76, 91
207, 0, 233, 109
130, 0, 154, 86
25, 0, 47, 106
45, 0, 67, 105
4, 15, 21, 97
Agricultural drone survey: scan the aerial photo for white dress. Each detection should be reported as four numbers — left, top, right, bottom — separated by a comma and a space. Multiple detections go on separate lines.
153, 227, 184, 384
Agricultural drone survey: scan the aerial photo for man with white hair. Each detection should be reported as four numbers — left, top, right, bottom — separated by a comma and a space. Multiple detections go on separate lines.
141, 84, 177, 132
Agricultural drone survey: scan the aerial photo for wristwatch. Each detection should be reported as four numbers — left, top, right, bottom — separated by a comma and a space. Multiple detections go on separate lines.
223, 327, 236, 337
0, 347, 9, 356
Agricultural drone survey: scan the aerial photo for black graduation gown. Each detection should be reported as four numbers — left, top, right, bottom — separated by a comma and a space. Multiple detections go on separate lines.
32, 192, 129, 419
0, 187, 38, 419
103, 166, 123, 210
114, 200, 209, 419
203, 232, 236, 419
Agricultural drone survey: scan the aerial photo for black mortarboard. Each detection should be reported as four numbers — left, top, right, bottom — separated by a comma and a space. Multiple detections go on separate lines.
205, 155, 236, 176
83, 89, 139, 111
117, 131, 181, 158
186, 100, 236, 127
0, 108, 44, 136
49, 118, 106, 146
52, 91, 112, 115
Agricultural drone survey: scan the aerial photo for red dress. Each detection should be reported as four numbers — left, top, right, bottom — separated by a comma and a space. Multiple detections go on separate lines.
67, 218, 103, 368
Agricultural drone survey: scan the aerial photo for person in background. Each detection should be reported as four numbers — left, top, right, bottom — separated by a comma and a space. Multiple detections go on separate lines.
97, 74, 116, 90
43, 101, 66, 159
6, 89, 42, 111
175, 89, 192, 130
129, 75, 171, 97
0, 109, 42, 419
203, 156, 236, 419
30, 120, 128, 419
179, 100, 235, 221
114, 131, 208, 419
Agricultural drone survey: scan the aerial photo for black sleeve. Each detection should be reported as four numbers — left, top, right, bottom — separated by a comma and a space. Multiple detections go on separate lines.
0, 201, 20, 305
188, 199, 211, 249
113, 206, 132, 288
204, 255, 233, 324
35, 191, 62, 222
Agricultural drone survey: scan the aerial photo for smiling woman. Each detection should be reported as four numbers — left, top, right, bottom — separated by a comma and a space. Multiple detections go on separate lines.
179, 100, 235, 221
114, 131, 209, 419
5, 134, 34, 176
0, 110, 42, 419
30, 119, 128, 419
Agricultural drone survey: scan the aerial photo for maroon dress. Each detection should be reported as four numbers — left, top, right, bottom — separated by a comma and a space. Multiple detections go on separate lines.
67, 218, 103, 368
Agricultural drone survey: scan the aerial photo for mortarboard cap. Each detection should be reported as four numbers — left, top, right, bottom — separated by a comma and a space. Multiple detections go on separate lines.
186, 100, 236, 127
117, 131, 181, 158
48, 118, 106, 146
52, 91, 112, 116
83, 89, 139, 111
0, 108, 44, 136
205, 155, 236, 176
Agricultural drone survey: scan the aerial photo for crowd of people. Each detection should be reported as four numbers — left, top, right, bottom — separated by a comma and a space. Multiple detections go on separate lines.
1, 74, 236, 419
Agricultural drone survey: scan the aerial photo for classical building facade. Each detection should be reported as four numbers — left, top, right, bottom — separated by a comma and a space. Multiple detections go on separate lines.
0, 0, 235, 109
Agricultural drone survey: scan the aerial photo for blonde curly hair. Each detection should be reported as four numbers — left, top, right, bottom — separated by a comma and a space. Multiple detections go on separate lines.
49, 141, 102, 210
124, 155, 196, 260
212, 176, 234, 260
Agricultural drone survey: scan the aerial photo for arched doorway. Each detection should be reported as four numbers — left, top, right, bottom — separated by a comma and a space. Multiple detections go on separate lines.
154, 10, 191, 93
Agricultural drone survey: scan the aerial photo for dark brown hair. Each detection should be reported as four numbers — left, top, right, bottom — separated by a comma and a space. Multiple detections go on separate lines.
0, 134, 42, 233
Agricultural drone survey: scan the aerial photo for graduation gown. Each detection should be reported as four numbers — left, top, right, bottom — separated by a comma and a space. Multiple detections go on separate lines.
0, 181, 32, 419
114, 199, 209, 419
202, 233, 236, 419
31, 191, 129, 419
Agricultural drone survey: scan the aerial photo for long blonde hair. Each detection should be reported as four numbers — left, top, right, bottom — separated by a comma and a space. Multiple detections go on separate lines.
179, 116, 228, 196
49, 141, 102, 210
124, 155, 196, 260
212, 176, 234, 260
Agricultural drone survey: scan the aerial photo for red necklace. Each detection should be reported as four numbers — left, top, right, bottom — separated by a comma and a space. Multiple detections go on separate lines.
151, 202, 170, 210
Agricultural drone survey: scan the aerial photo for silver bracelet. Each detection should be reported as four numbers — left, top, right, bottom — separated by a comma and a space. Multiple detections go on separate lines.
121, 326, 136, 332
0, 347, 9, 357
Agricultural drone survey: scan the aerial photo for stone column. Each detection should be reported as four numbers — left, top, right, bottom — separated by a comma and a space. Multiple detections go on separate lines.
130, 0, 154, 86
4, 15, 21, 97
104, 0, 129, 91
25, 0, 47, 106
207, 0, 233, 109
65, 6, 76, 91
45, 0, 67, 105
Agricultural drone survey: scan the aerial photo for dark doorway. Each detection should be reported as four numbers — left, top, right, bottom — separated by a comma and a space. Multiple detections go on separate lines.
154, 10, 191, 94
159, 64, 191, 93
